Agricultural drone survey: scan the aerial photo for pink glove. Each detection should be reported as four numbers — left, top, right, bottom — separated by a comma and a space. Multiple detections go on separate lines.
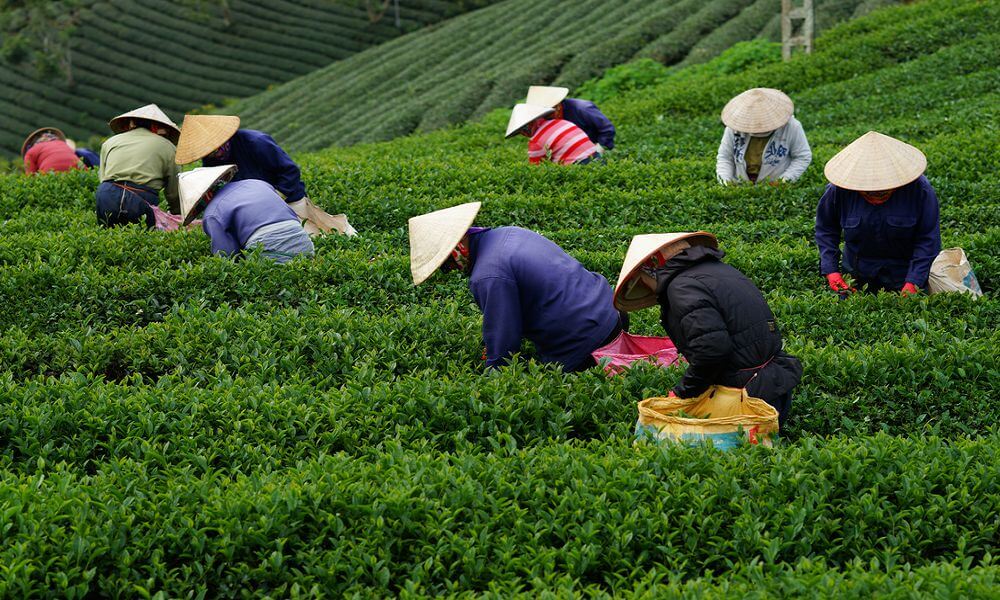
901, 283, 920, 296
826, 272, 855, 293
667, 390, 679, 398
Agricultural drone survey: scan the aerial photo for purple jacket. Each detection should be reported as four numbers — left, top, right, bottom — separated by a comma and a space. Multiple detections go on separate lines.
202, 179, 299, 256
203, 129, 306, 202
815, 175, 941, 288
468, 227, 619, 370
563, 98, 616, 150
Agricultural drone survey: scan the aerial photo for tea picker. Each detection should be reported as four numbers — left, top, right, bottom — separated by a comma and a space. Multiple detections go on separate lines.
715, 88, 812, 185
526, 85, 616, 152
506, 104, 604, 165
815, 132, 941, 295
614, 232, 802, 426
96, 104, 182, 228
175, 114, 357, 237
66, 139, 100, 170
409, 202, 626, 372
21, 127, 81, 175
179, 166, 315, 264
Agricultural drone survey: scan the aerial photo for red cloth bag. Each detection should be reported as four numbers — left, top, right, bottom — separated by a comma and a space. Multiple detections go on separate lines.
591, 332, 682, 375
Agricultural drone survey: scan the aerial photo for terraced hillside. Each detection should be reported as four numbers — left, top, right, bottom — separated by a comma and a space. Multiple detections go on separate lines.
1, 0, 998, 594
231, 0, 899, 151
0, 0, 496, 158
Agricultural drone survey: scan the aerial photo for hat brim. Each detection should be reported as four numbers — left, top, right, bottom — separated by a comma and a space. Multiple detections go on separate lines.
21, 127, 66, 157
409, 202, 482, 285
506, 104, 555, 138
824, 131, 927, 191
721, 88, 794, 135
526, 86, 569, 108
175, 115, 241, 165
613, 232, 718, 311
178, 165, 238, 225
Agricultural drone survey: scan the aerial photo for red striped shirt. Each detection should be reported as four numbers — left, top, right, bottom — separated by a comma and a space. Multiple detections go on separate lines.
528, 119, 597, 165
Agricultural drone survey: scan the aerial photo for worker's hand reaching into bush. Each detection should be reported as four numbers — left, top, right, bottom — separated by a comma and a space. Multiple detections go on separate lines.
826, 272, 855, 294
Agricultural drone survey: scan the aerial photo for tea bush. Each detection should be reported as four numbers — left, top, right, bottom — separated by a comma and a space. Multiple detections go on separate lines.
0, 0, 997, 595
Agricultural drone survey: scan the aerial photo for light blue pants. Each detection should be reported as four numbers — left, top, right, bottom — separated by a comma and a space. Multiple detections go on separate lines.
244, 220, 315, 264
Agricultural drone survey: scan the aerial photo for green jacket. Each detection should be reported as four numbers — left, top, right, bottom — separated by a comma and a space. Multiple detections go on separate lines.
99, 128, 180, 214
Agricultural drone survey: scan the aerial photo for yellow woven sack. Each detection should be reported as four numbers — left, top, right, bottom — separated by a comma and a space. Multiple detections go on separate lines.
635, 386, 779, 449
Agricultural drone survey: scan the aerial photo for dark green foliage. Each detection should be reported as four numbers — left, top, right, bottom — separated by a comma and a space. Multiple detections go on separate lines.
0, 0, 500, 157
230, 0, 894, 153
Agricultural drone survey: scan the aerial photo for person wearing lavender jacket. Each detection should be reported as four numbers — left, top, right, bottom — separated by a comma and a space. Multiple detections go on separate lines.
409, 202, 625, 372
178, 166, 314, 264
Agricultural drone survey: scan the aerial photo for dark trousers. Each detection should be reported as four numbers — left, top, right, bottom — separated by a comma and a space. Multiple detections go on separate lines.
96, 181, 158, 228
565, 310, 630, 373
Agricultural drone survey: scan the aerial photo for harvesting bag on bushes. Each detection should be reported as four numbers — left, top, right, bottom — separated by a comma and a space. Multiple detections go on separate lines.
635, 386, 778, 450
151, 205, 201, 232
289, 197, 358, 237
928, 248, 983, 297
591, 332, 681, 375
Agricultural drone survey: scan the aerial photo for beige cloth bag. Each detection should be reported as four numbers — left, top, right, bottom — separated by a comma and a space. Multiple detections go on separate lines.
289, 198, 357, 237
928, 248, 983, 296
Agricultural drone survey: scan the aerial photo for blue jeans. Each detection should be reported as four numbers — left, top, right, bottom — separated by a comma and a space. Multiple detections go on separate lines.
95, 181, 158, 228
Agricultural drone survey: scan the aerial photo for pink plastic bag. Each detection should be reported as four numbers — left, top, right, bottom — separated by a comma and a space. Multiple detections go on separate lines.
151, 205, 201, 232
591, 332, 682, 375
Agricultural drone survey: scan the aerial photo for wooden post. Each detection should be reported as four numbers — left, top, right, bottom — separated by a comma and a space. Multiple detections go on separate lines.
781, 0, 814, 61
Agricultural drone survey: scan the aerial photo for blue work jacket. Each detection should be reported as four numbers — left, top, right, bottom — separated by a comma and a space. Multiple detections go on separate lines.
563, 98, 616, 150
468, 227, 619, 370
815, 175, 941, 289
203, 129, 306, 202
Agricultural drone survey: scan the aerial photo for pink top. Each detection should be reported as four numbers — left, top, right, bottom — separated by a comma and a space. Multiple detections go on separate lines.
528, 119, 598, 165
24, 140, 79, 174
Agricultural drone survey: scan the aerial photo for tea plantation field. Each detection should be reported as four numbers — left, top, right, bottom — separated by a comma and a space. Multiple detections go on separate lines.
230, 0, 900, 152
0, 0, 496, 158
1, 0, 999, 595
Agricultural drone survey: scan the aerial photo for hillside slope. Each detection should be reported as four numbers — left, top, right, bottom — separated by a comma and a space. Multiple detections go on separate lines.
0, 0, 998, 594
230, 0, 899, 152
0, 0, 497, 158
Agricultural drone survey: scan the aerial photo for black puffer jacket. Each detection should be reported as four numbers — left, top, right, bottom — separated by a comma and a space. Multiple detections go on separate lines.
655, 246, 802, 414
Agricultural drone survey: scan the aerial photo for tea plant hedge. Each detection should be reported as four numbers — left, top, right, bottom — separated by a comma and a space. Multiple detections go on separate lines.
1, 0, 998, 595
229, 0, 897, 153
0, 0, 498, 158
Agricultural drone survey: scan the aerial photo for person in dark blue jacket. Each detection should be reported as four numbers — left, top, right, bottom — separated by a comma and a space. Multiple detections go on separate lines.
409, 202, 625, 372
527, 86, 616, 151
175, 114, 358, 236
815, 132, 941, 295
175, 114, 306, 202
66, 139, 100, 169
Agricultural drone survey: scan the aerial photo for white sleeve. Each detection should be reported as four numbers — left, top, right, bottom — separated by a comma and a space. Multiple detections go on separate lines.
715, 128, 736, 184
781, 120, 812, 182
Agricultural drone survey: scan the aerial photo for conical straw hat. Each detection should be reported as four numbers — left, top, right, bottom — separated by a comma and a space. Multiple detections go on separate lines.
20, 127, 66, 157
613, 232, 718, 311
526, 85, 569, 108
408, 202, 482, 285
506, 104, 555, 138
174, 114, 241, 165
178, 165, 237, 225
108, 104, 180, 143
721, 88, 794, 134
824, 131, 926, 191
